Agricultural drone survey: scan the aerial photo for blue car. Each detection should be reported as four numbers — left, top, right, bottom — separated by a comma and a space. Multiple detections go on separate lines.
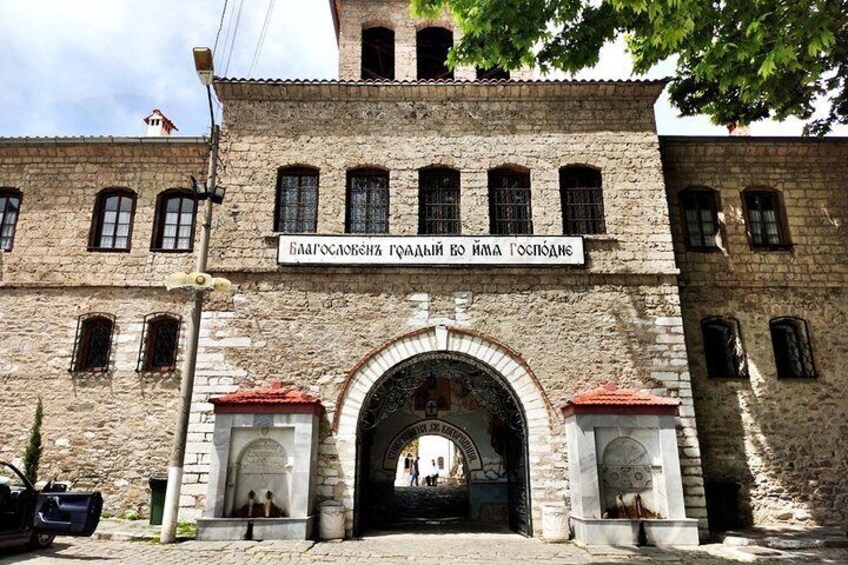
0, 461, 102, 550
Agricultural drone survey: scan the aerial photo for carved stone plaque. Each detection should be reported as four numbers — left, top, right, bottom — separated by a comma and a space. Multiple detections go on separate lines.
240, 439, 287, 473
601, 437, 653, 491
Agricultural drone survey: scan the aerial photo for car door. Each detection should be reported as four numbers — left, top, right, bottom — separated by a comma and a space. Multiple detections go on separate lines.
34, 491, 102, 536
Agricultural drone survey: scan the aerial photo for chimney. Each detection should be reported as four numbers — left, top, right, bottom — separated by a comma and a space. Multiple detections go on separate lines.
144, 109, 178, 137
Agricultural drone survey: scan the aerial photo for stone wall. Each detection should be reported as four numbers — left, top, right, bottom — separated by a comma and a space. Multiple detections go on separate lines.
211, 80, 672, 276
0, 287, 189, 516
662, 137, 848, 526
0, 138, 207, 287
335, 0, 534, 81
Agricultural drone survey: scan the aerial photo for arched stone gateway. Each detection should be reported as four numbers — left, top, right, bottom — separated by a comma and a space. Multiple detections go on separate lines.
333, 326, 558, 537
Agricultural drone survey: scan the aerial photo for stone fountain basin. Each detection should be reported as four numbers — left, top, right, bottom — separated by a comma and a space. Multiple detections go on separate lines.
571, 516, 700, 546
196, 516, 315, 541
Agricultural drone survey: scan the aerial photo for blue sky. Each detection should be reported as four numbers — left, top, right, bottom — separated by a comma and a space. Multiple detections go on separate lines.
0, 0, 844, 138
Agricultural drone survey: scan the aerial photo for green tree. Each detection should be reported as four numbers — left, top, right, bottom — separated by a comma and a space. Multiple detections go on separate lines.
23, 398, 44, 484
412, 0, 848, 134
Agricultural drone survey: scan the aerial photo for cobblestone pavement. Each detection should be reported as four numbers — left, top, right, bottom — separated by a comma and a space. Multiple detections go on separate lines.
2, 533, 848, 564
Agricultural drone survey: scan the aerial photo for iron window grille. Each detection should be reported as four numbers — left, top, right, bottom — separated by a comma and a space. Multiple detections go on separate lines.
0, 188, 22, 252
89, 188, 136, 251
680, 188, 720, 250
743, 189, 790, 249
152, 190, 196, 252
419, 168, 461, 235
769, 317, 817, 378
362, 27, 395, 80
275, 167, 319, 233
70, 313, 116, 373
137, 313, 181, 372
488, 168, 533, 235
701, 316, 748, 379
346, 168, 389, 234
560, 166, 606, 235
417, 27, 454, 80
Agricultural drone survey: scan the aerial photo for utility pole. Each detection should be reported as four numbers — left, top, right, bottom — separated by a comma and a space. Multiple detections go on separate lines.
160, 47, 223, 544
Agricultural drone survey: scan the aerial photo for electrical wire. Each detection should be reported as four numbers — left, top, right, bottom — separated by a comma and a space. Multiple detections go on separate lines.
223, 0, 245, 77
216, 0, 238, 70
248, 0, 276, 77
212, 0, 229, 56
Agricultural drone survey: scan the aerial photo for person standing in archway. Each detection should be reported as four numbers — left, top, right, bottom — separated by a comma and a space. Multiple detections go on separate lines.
410, 456, 420, 486
428, 459, 439, 486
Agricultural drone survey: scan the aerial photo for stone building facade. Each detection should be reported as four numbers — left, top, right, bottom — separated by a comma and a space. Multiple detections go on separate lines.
0, 0, 845, 539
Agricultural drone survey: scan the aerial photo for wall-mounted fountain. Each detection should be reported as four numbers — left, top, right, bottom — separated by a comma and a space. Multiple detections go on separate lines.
562, 383, 699, 546
196, 381, 322, 540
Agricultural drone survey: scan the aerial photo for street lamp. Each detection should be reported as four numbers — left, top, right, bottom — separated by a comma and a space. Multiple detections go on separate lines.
159, 46, 226, 544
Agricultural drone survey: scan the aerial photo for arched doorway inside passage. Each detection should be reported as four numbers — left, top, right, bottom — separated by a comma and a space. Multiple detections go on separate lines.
354, 351, 532, 535
332, 326, 556, 539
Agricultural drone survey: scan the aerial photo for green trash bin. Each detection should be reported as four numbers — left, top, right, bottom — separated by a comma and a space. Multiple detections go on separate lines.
148, 476, 168, 525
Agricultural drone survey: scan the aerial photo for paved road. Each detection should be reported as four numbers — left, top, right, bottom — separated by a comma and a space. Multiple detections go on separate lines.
2, 533, 847, 564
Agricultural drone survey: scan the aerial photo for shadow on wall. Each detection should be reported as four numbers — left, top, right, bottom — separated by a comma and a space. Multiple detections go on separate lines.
683, 288, 848, 531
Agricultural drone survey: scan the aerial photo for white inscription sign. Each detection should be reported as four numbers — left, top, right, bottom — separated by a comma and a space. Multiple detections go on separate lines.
278, 235, 584, 266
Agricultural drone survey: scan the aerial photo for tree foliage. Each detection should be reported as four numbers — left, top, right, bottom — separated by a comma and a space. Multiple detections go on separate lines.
24, 397, 44, 484
412, 0, 848, 134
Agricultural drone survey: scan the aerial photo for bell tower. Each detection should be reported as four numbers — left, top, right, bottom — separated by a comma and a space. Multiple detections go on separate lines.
330, 0, 532, 81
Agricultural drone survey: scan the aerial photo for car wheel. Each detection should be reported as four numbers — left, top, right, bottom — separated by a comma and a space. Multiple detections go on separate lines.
29, 531, 55, 549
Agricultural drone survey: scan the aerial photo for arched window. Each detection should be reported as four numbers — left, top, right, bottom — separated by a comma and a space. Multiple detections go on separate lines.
770, 317, 816, 378
680, 187, 720, 250
0, 188, 22, 251
488, 167, 532, 235
152, 190, 196, 251
560, 166, 605, 235
275, 166, 319, 233
419, 167, 460, 235
70, 313, 115, 373
362, 27, 395, 80
137, 313, 181, 372
701, 317, 748, 379
89, 188, 136, 251
346, 168, 389, 234
476, 67, 510, 80
742, 188, 790, 249
417, 27, 453, 80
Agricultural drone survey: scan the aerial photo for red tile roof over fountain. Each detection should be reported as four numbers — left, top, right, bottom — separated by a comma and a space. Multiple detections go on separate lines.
562, 383, 679, 416
212, 381, 323, 414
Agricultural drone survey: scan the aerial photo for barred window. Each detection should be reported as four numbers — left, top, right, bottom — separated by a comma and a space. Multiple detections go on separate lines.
137, 313, 181, 372
70, 313, 115, 373
476, 67, 510, 80
770, 317, 817, 378
417, 27, 453, 80
346, 168, 389, 234
743, 189, 790, 248
680, 188, 720, 250
0, 188, 22, 252
362, 27, 395, 80
488, 168, 532, 235
560, 166, 605, 235
419, 167, 460, 235
701, 317, 748, 379
152, 190, 196, 251
90, 188, 136, 251
275, 167, 318, 233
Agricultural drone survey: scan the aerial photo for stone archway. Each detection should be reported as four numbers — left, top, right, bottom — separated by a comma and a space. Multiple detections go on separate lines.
333, 325, 557, 537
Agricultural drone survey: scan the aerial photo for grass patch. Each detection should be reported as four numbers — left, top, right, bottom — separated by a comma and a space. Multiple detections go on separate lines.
177, 520, 197, 539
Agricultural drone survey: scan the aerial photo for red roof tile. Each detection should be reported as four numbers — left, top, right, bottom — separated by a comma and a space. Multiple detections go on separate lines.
562, 383, 679, 416
212, 381, 322, 414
